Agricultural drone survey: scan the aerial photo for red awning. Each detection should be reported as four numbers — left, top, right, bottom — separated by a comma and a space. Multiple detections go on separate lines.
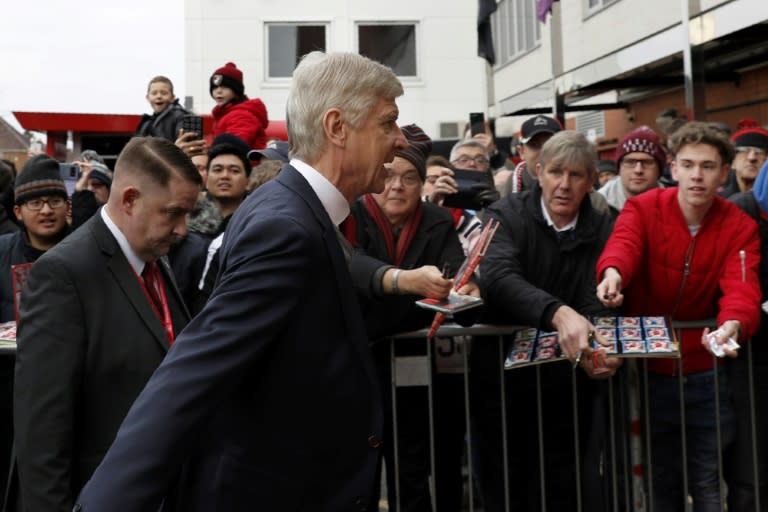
13, 111, 288, 141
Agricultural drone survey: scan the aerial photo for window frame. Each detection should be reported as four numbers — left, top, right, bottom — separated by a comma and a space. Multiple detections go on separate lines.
355, 20, 420, 79
583, 0, 619, 18
491, 0, 542, 69
264, 22, 329, 81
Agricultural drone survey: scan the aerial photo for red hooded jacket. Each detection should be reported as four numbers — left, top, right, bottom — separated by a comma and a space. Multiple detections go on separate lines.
596, 188, 761, 375
212, 97, 269, 150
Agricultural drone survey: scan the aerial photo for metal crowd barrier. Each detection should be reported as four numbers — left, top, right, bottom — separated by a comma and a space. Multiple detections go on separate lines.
0, 321, 763, 512
378, 321, 764, 512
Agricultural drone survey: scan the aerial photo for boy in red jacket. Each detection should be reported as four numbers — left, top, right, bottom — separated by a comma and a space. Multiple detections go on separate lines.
596, 121, 761, 511
209, 62, 269, 151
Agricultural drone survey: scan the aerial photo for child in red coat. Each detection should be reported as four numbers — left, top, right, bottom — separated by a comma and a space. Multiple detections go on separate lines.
209, 62, 269, 151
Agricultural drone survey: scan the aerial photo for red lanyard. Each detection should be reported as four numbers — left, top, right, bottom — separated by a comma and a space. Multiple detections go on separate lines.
136, 262, 175, 345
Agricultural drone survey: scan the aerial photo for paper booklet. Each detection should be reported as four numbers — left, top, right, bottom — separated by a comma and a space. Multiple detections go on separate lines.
420, 218, 500, 338
504, 316, 679, 370
416, 291, 484, 315
0, 321, 17, 347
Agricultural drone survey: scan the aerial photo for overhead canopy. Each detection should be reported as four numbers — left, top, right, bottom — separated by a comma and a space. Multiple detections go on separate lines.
501, 20, 768, 118
13, 111, 289, 141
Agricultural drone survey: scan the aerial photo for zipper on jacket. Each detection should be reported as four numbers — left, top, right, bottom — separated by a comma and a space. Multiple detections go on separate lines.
669, 237, 697, 376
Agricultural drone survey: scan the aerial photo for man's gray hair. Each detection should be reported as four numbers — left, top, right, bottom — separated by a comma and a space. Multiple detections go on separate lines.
449, 139, 490, 162
286, 51, 404, 162
538, 130, 597, 175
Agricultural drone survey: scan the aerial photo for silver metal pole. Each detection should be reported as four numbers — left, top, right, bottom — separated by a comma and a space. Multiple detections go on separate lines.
713, 355, 725, 511
463, 338, 475, 511
572, 368, 582, 512
747, 339, 761, 510
608, 378, 619, 511
536, 365, 547, 510
426, 339, 437, 512
677, 356, 689, 512
680, 0, 695, 118
391, 340, 401, 511
499, 337, 511, 512
643, 361, 654, 512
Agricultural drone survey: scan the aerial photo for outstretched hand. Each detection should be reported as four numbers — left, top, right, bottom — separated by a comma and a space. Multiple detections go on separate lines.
596, 267, 624, 308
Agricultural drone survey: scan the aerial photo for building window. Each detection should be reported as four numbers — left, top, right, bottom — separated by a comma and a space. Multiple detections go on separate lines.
358, 23, 417, 77
491, 0, 541, 67
585, 0, 617, 15
266, 24, 327, 78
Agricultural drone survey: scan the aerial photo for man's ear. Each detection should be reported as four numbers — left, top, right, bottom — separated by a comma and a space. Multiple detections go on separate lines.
121, 187, 140, 214
323, 108, 345, 149
13, 205, 22, 223
670, 160, 678, 182
534, 162, 542, 178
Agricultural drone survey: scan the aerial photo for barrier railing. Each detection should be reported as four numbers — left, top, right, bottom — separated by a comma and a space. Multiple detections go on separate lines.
377, 320, 763, 512
0, 319, 762, 512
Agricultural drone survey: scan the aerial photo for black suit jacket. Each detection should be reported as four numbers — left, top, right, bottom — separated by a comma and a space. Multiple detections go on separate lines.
75, 166, 383, 511
12, 213, 189, 512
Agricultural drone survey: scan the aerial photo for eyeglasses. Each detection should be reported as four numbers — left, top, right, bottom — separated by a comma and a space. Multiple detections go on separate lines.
451, 155, 490, 167
620, 157, 657, 170
385, 172, 421, 187
735, 146, 768, 159
24, 197, 67, 211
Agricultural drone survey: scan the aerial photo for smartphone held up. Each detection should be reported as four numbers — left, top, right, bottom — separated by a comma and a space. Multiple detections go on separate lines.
181, 115, 204, 138
469, 112, 485, 136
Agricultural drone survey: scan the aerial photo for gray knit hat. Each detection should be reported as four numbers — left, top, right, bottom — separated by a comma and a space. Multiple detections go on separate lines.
89, 162, 113, 188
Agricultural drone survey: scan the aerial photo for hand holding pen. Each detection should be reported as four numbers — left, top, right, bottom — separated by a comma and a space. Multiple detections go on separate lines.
596, 267, 624, 308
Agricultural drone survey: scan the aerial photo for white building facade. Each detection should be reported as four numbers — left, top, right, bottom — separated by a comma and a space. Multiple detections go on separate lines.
184, 0, 491, 141
488, 0, 768, 144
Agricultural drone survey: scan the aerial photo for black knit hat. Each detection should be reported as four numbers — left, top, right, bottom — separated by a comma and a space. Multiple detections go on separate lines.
732, 127, 768, 150
208, 133, 251, 174
395, 124, 432, 181
15, 154, 68, 205
210, 62, 245, 98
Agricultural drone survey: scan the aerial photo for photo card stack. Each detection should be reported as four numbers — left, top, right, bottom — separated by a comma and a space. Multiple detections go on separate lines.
504, 316, 679, 370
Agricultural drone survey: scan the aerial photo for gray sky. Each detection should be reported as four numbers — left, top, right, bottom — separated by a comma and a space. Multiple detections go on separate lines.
0, 1, 185, 133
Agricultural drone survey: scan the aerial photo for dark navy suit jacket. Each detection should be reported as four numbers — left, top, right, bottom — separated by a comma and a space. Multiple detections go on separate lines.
75, 166, 383, 512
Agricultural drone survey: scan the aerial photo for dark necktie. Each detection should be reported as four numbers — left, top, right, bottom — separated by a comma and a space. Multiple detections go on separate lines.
334, 226, 354, 266
142, 261, 165, 319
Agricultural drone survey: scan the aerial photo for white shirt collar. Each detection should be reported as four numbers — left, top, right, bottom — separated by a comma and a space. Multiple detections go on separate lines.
100, 206, 146, 276
290, 158, 350, 225
540, 196, 579, 232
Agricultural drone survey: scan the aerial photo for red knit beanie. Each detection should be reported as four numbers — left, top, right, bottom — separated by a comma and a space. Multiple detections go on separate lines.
210, 62, 245, 98
615, 127, 666, 172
